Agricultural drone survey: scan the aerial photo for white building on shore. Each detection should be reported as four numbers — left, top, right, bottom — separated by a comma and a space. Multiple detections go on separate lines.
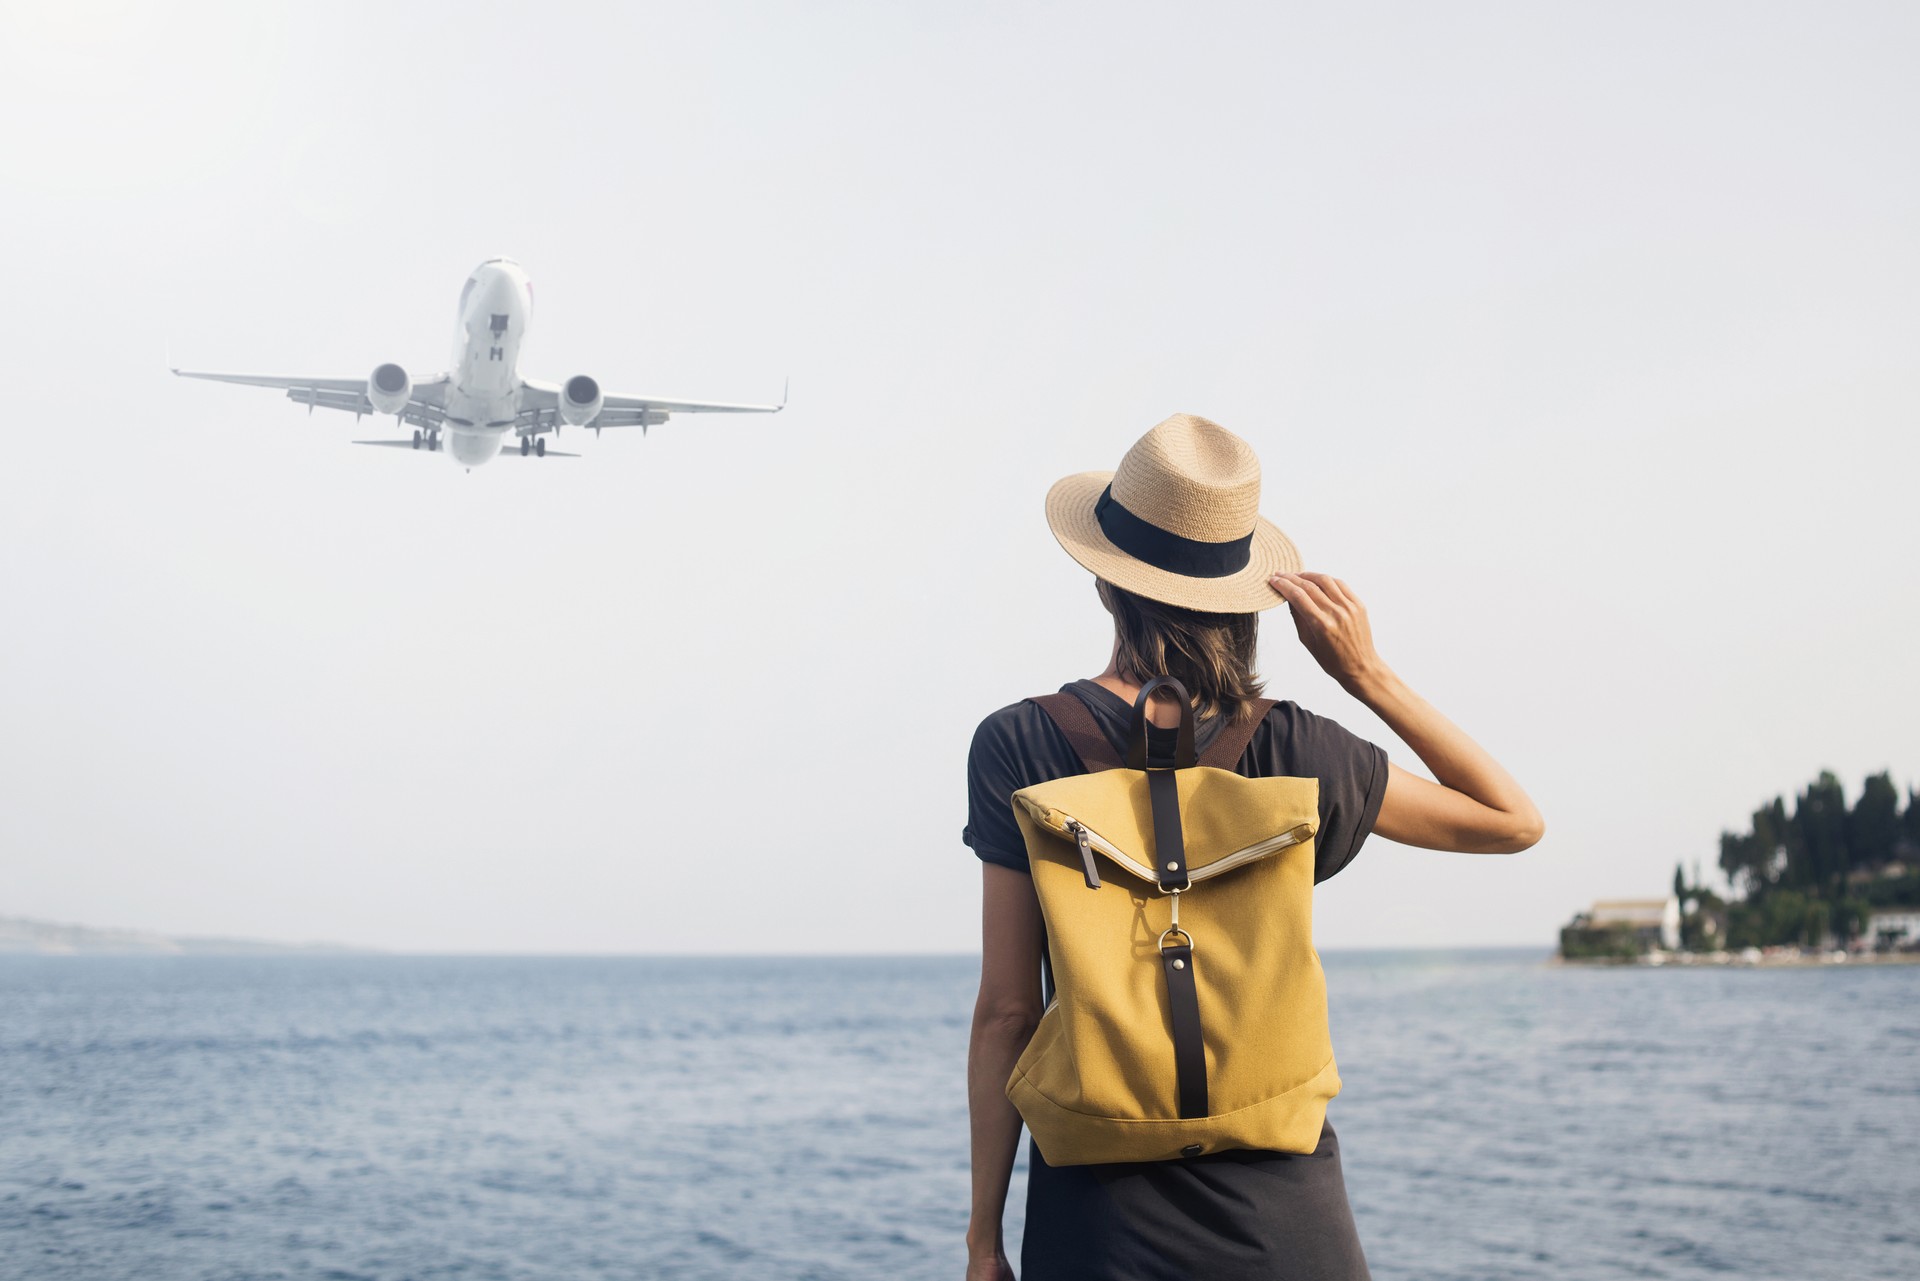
1865, 909, 1920, 950
1589, 898, 1682, 951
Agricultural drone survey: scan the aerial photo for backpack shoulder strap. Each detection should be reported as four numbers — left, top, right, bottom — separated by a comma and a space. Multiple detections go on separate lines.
1028, 692, 1126, 773
1198, 698, 1277, 772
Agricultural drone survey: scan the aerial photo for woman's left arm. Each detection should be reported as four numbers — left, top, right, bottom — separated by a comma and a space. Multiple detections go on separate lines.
965, 863, 1046, 1279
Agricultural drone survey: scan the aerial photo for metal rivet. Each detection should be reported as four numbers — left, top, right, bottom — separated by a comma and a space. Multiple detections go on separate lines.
1181, 1143, 1203, 1157
1165, 861, 1179, 871
1172, 958, 1185, 970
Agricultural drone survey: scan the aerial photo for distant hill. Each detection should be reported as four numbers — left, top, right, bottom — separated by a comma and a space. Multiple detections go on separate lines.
0, 915, 370, 955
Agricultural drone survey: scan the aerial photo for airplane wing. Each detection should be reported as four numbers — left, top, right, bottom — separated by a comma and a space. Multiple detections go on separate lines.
600, 388, 786, 415
175, 368, 451, 428
516, 379, 784, 435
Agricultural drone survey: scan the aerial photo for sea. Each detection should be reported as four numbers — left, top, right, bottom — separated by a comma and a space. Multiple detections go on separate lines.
2, 951, 1915, 1281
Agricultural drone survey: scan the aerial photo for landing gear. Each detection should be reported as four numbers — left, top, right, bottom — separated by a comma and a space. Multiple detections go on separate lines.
535, 437, 546, 457
520, 436, 531, 456
411, 429, 422, 450
429, 430, 442, 451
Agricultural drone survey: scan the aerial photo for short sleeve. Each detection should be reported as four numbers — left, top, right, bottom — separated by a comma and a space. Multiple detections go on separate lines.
1249, 702, 1389, 884
962, 706, 1037, 873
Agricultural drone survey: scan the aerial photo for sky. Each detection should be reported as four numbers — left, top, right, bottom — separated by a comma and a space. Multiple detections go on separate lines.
1, 0, 1915, 953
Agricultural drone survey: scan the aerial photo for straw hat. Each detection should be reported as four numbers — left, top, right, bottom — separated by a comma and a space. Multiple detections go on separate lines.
1045, 413, 1301, 614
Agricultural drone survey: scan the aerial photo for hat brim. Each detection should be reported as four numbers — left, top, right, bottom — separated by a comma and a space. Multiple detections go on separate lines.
1045, 472, 1302, 614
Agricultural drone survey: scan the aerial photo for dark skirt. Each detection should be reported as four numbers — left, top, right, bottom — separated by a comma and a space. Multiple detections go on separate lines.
1020, 1122, 1370, 1281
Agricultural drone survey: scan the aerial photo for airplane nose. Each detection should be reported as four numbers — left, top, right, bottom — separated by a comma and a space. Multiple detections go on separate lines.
479, 269, 518, 308
465, 268, 521, 334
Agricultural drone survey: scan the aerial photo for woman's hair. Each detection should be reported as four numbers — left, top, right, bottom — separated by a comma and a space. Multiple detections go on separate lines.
1096, 579, 1266, 723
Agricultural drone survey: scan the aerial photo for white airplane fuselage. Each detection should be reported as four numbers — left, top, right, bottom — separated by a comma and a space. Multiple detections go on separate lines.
438, 259, 535, 467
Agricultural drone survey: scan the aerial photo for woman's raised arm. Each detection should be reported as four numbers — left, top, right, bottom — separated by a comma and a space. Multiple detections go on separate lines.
1268, 572, 1544, 855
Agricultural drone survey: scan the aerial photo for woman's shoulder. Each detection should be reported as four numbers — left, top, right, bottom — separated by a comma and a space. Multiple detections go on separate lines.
970, 692, 1053, 742
1246, 698, 1383, 773
969, 686, 1124, 787
968, 691, 1074, 766
1253, 696, 1364, 736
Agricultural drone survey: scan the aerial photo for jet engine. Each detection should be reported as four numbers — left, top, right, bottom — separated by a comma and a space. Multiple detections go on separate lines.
367, 363, 411, 415
559, 374, 603, 427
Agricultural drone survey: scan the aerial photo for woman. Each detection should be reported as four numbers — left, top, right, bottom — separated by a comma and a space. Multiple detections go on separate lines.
962, 414, 1543, 1280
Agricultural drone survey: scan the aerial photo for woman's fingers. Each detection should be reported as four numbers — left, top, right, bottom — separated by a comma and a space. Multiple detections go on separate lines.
1276, 572, 1340, 618
1268, 573, 1320, 621
1301, 572, 1358, 610
1271, 572, 1381, 689
1297, 572, 1359, 614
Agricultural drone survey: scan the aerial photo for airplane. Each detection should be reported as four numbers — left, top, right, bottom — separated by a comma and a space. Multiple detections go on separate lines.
174, 258, 784, 469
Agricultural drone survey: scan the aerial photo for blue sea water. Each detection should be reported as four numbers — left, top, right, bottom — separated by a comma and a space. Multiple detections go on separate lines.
1, 951, 1915, 1280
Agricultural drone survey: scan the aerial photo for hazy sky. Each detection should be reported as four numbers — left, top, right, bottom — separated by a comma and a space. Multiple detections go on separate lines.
2, 1, 1915, 953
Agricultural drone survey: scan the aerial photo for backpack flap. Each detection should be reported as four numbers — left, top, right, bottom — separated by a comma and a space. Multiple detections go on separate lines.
1012, 767, 1318, 889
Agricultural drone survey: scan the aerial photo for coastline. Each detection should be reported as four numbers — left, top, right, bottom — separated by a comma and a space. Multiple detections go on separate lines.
1553, 948, 1920, 969
0, 915, 367, 956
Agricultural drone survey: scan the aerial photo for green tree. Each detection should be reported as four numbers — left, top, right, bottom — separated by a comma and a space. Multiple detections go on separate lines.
1803, 898, 1832, 947
1834, 898, 1871, 943
1673, 862, 1687, 902
1791, 772, 1849, 896
1849, 772, 1901, 871
1760, 796, 1798, 888
1902, 787, 1920, 860
1720, 796, 1792, 894
1729, 889, 1810, 947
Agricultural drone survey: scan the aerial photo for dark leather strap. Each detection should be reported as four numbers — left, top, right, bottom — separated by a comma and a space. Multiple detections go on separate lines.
1161, 941, 1208, 1119
1147, 766, 1188, 891
1197, 698, 1277, 772
1127, 677, 1197, 769
1028, 693, 1125, 772
1125, 679, 1194, 890
1033, 686, 1272, 774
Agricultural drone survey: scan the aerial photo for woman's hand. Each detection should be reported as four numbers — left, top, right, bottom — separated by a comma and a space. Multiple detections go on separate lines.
966, 1247, 1016, 1280
1268, 572, 1387, 695
1270, 571, 1545, 853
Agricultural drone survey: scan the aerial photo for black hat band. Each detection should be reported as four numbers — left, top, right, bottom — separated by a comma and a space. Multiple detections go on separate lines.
1094, 485, 1254, 579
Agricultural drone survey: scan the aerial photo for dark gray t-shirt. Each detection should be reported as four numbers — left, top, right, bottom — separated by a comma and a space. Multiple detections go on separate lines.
963, 680, 1387, 1280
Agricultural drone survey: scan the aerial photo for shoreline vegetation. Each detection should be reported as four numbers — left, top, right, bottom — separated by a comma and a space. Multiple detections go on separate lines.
1555, 949, 1920, 969
1561, 769, 1920, 964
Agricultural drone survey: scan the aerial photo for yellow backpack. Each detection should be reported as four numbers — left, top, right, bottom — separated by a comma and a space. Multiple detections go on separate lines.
1007, 678, 1339, 1167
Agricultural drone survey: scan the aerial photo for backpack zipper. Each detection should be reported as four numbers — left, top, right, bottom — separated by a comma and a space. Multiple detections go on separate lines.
1067, 821, 1102, 889
1058, 817, 1315, 888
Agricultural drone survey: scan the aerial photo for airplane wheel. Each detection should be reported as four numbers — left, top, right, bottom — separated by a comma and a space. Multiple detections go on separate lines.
520, 437, 530, 456
535, 438, 545, 457
411, 430, 421, 449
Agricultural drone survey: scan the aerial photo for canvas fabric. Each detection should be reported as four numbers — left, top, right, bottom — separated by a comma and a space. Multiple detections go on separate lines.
1007, 763, 1340, 1167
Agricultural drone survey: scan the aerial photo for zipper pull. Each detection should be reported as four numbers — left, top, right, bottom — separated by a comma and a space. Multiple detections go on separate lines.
1069, 821, 1101, 890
